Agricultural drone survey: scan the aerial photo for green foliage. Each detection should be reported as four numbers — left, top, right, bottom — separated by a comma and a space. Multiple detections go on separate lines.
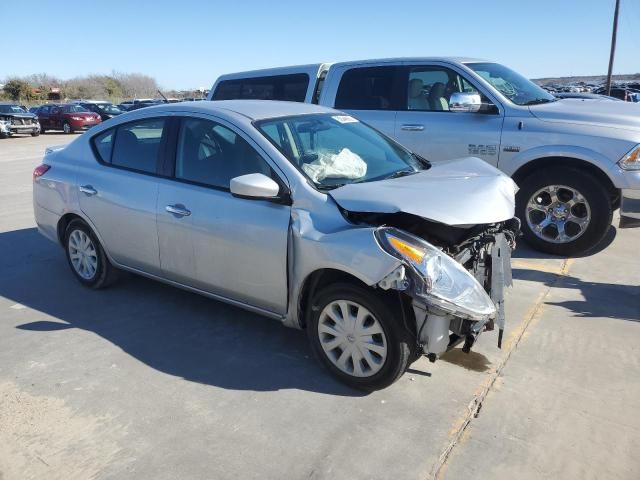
4, 79, 31, 101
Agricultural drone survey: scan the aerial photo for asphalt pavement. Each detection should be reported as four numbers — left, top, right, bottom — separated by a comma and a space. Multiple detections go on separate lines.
0, 133, 637, 480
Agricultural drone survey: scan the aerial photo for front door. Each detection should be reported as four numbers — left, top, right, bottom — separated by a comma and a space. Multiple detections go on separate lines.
77, 117, 168, 275
157, 116, 290, 314
394, 64, 504, 166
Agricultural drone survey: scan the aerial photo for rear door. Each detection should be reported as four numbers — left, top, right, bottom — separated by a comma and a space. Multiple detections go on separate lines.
156, 115, 290, 314
322, 63, 404, 138
78, 117, 169, 274
37, 106, 51, 129
394, 62, 504, 166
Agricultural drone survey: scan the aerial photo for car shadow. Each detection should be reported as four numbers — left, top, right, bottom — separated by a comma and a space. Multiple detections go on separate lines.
513, 267, 639, 323
0, 227, 365, 396
512, 225, 617, 260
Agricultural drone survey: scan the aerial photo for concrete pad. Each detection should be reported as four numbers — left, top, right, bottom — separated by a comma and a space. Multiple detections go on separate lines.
441, 220, 640, 480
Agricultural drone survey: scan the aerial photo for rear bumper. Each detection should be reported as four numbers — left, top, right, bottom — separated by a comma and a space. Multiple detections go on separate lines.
34, 202, 61, 244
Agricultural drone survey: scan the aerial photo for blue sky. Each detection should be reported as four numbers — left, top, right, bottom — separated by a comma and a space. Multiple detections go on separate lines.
3, 0, 638, 90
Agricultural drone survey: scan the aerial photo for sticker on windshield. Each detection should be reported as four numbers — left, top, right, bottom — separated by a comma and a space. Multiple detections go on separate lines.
332, 115, 359, 124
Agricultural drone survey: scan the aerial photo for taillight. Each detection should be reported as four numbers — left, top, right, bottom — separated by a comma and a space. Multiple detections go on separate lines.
33, 164, 50, 181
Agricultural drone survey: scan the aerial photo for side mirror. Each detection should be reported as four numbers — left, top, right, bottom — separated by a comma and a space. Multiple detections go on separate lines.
449, 92, 482, 113
230, 173, 281, 200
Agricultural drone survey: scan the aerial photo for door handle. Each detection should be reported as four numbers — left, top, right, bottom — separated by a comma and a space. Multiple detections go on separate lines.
401, 124, 425, 131
79, 185, 97, 196
165, 204, 191, 217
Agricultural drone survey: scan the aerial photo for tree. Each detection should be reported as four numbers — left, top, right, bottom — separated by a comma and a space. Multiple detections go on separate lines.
3, 79, 30, 101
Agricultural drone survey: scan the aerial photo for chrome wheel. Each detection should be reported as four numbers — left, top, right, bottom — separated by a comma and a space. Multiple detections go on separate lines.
63, 122, 71, 134
526, 185, 591, 244
68, 229, 98, 280
317, 300, 387, 378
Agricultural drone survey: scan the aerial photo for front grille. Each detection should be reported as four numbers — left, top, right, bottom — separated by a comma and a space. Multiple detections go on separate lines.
12, 118, 32, 126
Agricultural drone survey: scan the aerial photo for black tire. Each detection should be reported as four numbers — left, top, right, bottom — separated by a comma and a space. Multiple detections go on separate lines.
40, 127, 45, 134
516, 166, 612, 256
306, 282, 414, 391
0, 131, 7, 139
31, 130, 40, 137
64, 219, 118, 288
63, 122, 73, 134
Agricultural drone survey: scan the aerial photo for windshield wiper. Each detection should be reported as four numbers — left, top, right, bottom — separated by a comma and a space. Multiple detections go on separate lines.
412, 153, 431, 169
523, 98, 557, 106
384, 169, 418, 180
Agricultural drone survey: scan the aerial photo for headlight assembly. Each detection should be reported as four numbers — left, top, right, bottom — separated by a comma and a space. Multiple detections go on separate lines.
375, 227, 496, 321
619, 145, 640, 171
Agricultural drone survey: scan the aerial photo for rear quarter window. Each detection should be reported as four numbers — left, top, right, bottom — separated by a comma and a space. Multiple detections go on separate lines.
91, 129, 114, 163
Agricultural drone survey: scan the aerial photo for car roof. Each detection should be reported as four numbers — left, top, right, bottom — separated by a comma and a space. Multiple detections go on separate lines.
0, 102, 19, 106
141, 100, 335, 121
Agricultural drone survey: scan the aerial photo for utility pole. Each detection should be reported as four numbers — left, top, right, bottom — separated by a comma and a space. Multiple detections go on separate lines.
606, 0, 621, 96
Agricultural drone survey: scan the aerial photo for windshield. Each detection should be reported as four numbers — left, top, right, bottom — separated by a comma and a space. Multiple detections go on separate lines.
0, 105, 27, 114
96, 103, 122, 114
63, 105, 89, 113
466, 62, 557, 106
256, 114, 428, 189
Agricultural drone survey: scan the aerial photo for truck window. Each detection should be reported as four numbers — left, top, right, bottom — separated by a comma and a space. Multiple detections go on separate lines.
212, 73, 309, 102
335, 66, 402, 111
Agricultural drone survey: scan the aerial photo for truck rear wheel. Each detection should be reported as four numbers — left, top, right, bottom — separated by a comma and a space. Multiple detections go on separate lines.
516, 167, 612, 256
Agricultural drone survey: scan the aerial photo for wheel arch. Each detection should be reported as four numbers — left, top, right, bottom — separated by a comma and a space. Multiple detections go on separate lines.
295, 268, 415, 335
512, 156, 619, 207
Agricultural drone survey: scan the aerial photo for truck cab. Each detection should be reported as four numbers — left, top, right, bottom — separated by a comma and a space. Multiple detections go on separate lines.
208, 58, 640, 256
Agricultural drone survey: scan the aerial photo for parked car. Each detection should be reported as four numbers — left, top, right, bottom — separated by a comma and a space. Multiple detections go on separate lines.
209, 58, 640, 255
36, 104, 102, 134
74, 101, 124, 121
32, 101, 519, 390
0, 102, 40, 138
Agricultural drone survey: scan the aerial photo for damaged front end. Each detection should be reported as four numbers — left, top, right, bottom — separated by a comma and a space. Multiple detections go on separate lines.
348, 211, 520, 360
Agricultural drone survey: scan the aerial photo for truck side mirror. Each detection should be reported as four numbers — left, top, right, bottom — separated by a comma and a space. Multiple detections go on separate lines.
449, 92, 483, 113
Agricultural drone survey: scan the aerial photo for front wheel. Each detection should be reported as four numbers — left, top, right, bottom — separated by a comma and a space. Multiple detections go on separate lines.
63, 122, 73, 134
307, 283, 413, 390
516, 167, 612, 256
31, 130, 40, 137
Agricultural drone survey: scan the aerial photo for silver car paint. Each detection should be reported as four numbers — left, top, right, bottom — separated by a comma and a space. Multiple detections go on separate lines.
208, 57, 640, 220
328, 156, 517, 226
33, 101, 414, 330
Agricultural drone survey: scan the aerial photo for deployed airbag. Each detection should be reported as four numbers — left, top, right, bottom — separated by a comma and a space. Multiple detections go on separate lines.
302, 148, 367, 183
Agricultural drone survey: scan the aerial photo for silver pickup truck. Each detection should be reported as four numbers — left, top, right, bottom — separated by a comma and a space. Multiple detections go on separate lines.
208, 58, 640, 255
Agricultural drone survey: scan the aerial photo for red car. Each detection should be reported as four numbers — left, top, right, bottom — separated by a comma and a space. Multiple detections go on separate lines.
36, 104, 102, 134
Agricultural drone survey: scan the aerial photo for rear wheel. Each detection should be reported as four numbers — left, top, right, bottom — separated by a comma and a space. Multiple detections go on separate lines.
307, 282, 413, 390
516, 167, 612, 256
64, 219, 118, 288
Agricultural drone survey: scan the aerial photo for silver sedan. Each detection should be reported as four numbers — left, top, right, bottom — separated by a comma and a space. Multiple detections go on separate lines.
33, 100, 519, 390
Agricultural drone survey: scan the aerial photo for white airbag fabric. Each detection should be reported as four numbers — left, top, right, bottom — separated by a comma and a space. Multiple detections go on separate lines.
302, 148, 367, 183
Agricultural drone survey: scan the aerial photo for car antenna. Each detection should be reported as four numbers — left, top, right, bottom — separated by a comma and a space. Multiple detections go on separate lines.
157, 90, 169, 104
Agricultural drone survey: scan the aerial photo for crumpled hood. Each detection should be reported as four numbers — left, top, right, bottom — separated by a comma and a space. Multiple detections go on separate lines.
328, 156, 517, 226
530, 99, 640, 131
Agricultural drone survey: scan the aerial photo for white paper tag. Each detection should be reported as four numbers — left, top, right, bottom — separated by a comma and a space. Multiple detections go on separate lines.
332, 115, 359, 124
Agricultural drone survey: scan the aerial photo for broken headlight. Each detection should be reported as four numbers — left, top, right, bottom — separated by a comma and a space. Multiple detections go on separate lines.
375, 227, 496, 321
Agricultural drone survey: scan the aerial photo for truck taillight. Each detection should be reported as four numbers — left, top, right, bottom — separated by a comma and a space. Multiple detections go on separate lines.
33, 164, 50, 181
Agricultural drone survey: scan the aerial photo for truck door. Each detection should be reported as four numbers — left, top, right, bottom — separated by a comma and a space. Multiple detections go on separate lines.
394, 63, 504, 166
323, 64, 404, 139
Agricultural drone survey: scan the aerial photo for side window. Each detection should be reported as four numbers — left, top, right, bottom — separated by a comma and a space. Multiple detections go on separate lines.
335, 66, 400, 110
175, 118, 272, 189
92, 129, 114, 163
111, 119, 165, 173
212, 74, 309, 102
407, 66, 484, 112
